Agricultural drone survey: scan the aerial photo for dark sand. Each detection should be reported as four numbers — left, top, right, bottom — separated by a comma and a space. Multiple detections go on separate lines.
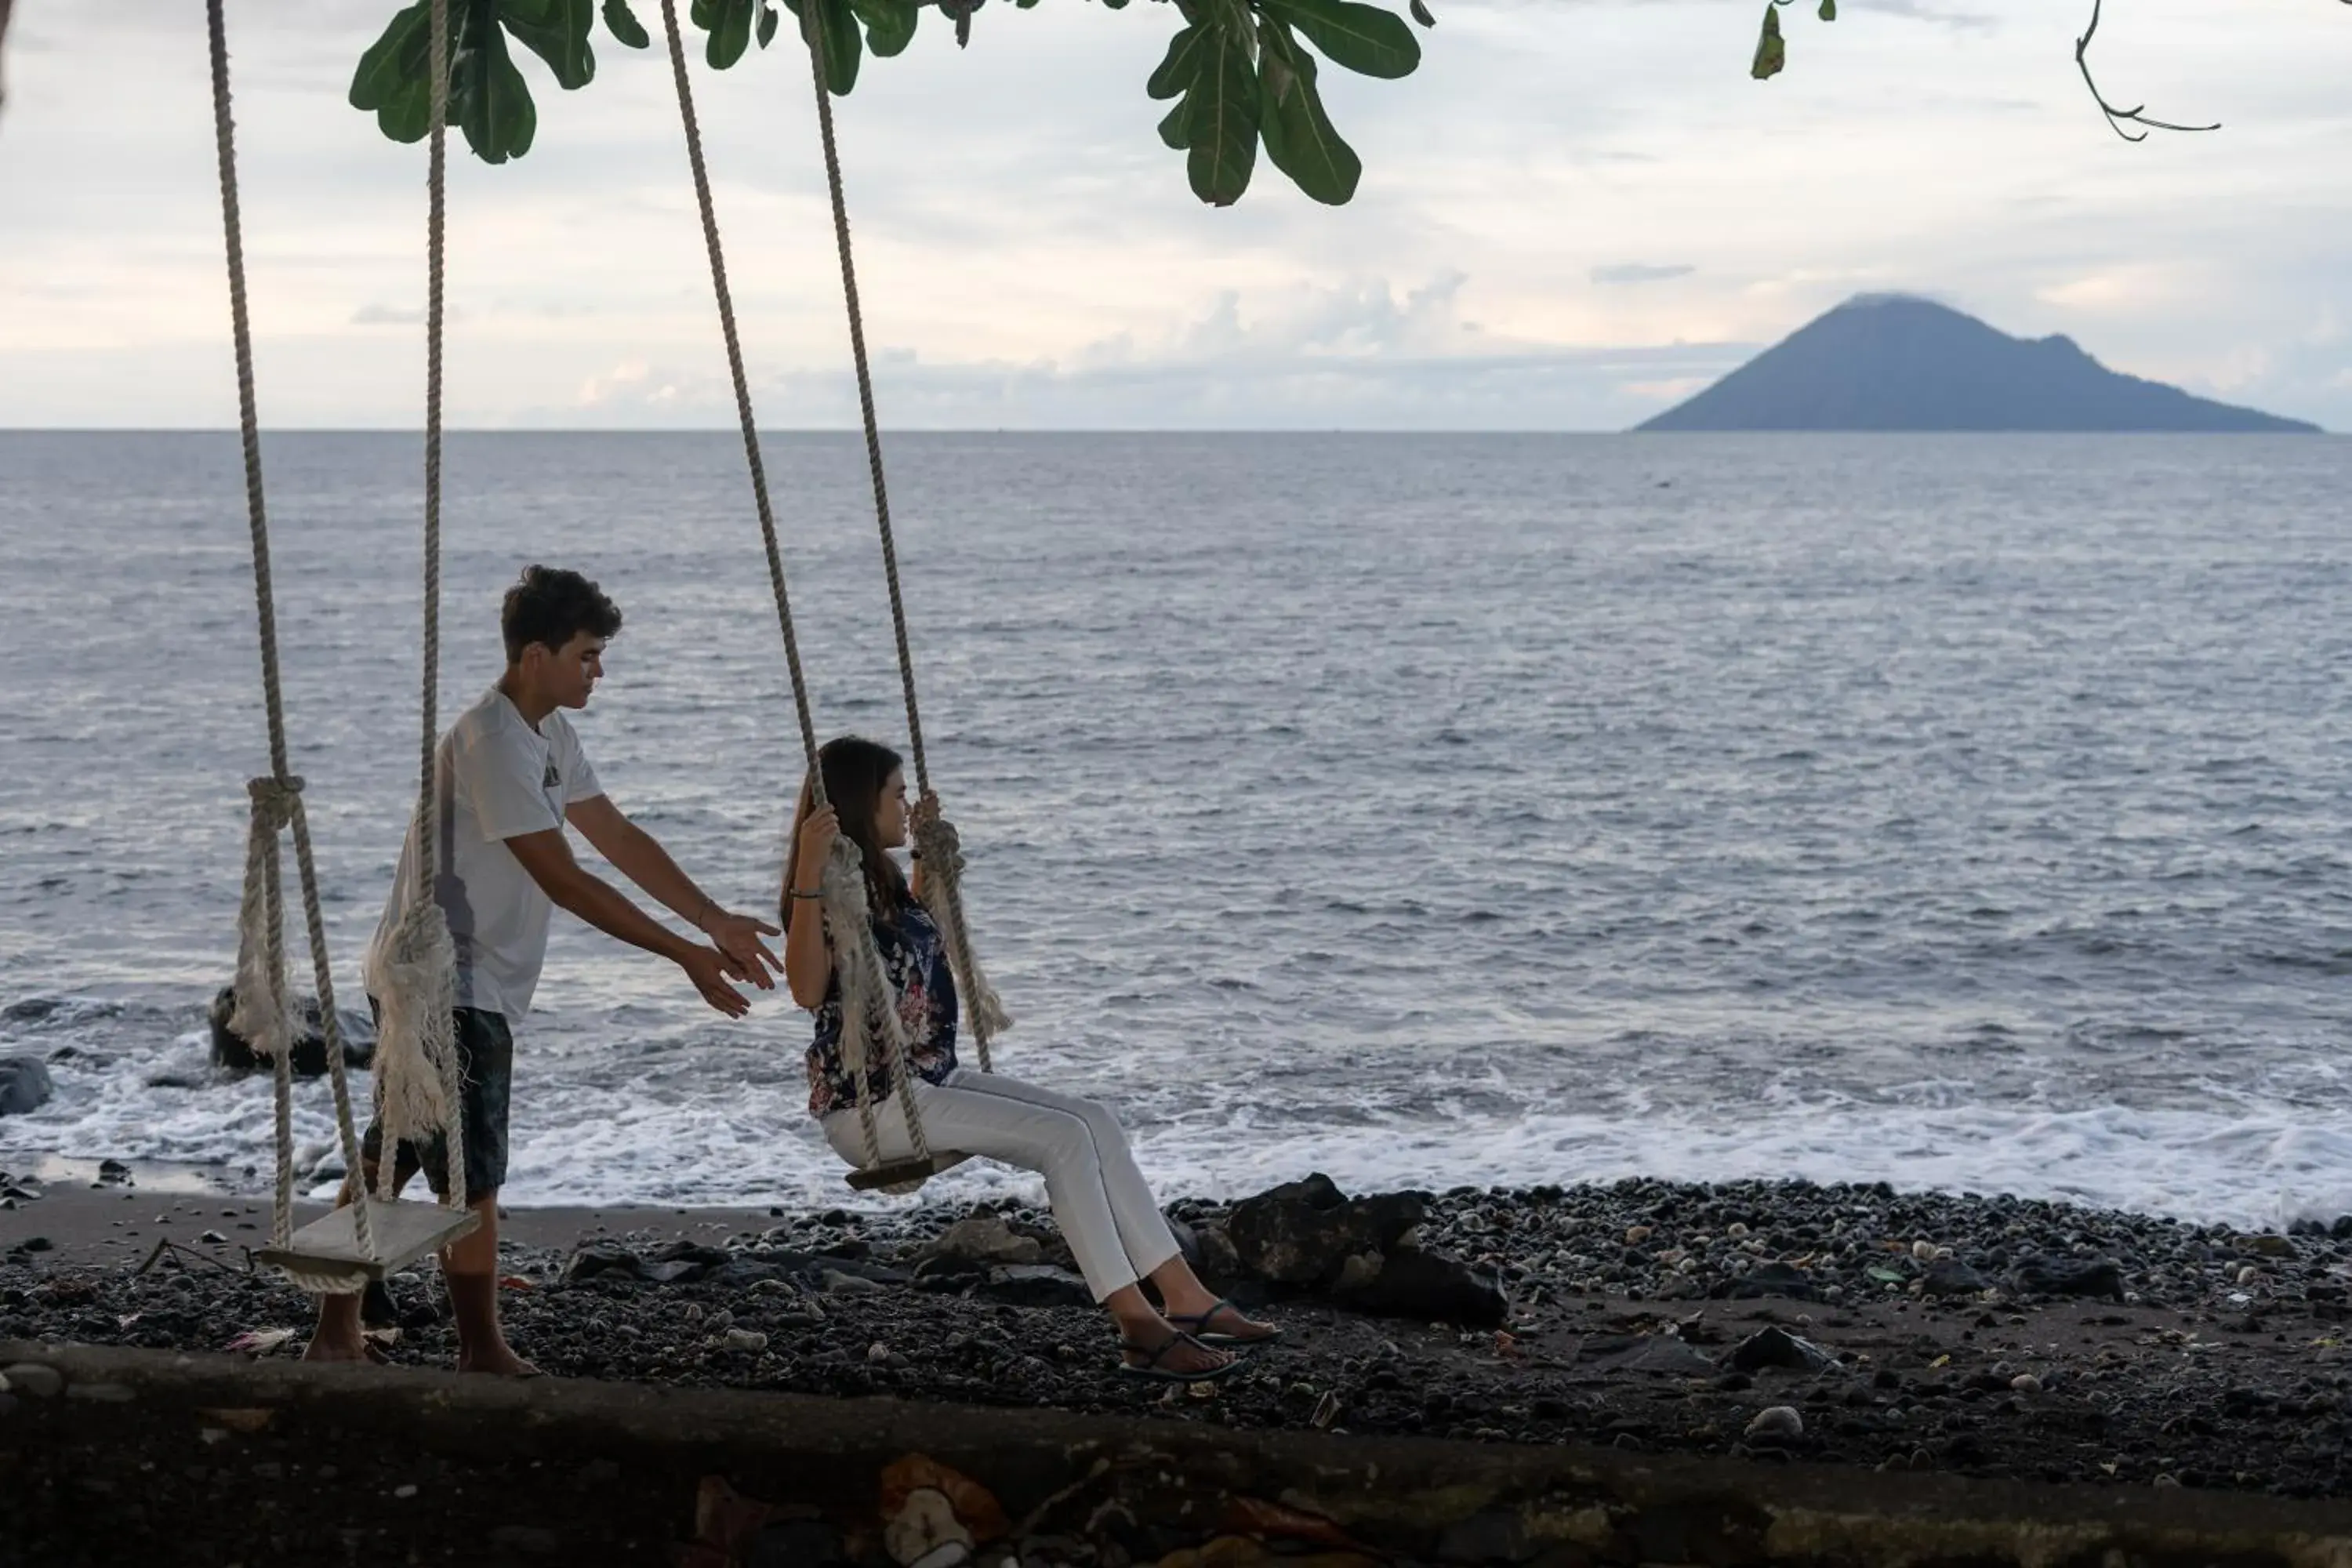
7, 1164, 2352, 1500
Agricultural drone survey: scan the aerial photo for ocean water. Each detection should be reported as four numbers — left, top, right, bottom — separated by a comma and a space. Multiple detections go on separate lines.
2, 430, 2349, 1226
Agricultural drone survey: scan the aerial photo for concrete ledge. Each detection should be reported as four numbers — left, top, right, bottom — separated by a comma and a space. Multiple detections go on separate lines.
5, 1339, 2351, 1566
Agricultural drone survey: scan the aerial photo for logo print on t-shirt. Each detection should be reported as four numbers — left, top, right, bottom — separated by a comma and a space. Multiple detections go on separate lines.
543, 760, 561, 789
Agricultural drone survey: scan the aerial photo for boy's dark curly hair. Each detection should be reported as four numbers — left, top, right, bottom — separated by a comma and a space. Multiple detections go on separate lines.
501, 564, 622, 664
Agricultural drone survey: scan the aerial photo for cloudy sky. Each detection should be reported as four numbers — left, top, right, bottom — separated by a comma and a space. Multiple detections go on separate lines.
4, 0, 2348, 430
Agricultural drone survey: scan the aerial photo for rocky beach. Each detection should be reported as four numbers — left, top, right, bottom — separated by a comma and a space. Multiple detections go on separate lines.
8, 1164, 2352, 1508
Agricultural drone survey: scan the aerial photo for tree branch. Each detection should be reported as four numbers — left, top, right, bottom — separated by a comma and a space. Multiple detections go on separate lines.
2074, 0, 2219, 142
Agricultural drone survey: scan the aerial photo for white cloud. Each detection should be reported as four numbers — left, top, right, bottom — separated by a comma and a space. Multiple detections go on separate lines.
2, 0, 2349, 429
2034, 263, 2195, 317
1591, 263, 1697, 285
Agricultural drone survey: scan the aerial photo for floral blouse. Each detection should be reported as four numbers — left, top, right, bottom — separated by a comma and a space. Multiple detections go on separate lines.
806, 901, 960, 1117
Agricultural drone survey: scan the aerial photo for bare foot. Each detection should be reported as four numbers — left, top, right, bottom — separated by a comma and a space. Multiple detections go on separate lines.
458, 1344, 542, 1377
301, 1334, 373, 1365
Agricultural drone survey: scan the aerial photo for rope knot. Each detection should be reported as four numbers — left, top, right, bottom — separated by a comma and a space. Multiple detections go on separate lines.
245, 774, 305, 829
908, 796, 1011, 1052
911, 808, 965, 879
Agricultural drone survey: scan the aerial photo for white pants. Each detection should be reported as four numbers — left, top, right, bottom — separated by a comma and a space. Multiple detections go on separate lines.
824, 1069, 1180, 1302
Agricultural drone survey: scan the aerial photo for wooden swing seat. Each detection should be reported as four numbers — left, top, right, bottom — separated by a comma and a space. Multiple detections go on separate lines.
254, 1197, 478, 1291
845, 1151, 971, 1194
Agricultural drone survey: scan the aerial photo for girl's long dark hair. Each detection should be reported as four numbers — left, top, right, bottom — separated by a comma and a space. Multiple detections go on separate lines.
781, 735, 909, 933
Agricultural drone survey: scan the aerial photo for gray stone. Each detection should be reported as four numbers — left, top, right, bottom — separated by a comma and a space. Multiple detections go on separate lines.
927, 1214, 1042, 1268
1, 1363, 63, 1398
1334, 1251, 1385, 1294
1728, 1326, 1837, 1375
1922, 1258, 1992, 1297
0, 1055, 53, 1116
1584, 1334, 1715, 1378
2010, 1256, 2125, 1301
1711, 1261, 1820, 1301
561, 1245, 644, 1284
978, 1264, 1093, 1309
1744, 1405, 1804, 1441
821, 1269, 884, 1296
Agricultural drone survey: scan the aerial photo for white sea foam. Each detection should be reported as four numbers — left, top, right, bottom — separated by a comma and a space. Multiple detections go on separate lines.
5, 1003, 2347, 1230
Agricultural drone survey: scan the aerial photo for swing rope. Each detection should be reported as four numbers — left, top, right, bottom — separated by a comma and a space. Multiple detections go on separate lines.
207, 0, 376, 1276
657, 0, 821, 773
659, 0, 931, 1187
659, 0, 1008, 1190
371, 0, 469, 1214
797, 0, 1011, 1065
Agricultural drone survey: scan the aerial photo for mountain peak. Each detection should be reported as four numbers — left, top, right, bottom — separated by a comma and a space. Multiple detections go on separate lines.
1639, 299, 2318, 433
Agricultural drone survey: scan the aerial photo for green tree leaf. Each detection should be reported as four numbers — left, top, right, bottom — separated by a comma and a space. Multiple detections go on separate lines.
1258, 0, 1418, 80
1258, 15, 1359, 205
1751, 1, 1784, 81
1186, 29, 1259, 206
601, 0, 652, 46
1409, 0, 1434, 26
758, 1, 780, 47
705, 0, 755, 68
779, 0, 861, 89
351, 2, 430, 111
848, 0, 916, 57
461, 2, 539, 161
1818, 0, 1835, 17
1157, 96, 1192, 150
376, 75, 434, 143
817, 0, 863, 89
502, 0, 597, 90
1149, 24, 1210, 101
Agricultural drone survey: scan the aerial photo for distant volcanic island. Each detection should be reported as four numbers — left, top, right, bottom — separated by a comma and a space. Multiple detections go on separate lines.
1639, 295, 2321, 434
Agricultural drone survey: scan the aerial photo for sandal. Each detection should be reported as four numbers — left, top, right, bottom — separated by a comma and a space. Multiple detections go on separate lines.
1118, 1331, 1237, 1385
1166, 1299, 1283, 1348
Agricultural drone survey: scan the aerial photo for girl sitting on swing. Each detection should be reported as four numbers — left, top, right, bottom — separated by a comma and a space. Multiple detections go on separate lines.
782, 735, 1275, 1383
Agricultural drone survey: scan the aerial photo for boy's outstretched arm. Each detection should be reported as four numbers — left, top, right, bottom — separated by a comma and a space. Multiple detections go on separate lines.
505, 828, 753, 1018
565, 794, 782, 986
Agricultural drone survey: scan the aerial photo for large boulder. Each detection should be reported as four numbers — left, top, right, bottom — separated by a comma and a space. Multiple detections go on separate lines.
1225, 1173, 1424, 1287
0, 1056, 53, 1116
1331, 1247, 1507, 1327
207, 986, 375, 1078
1221, 1174, 1504, 1327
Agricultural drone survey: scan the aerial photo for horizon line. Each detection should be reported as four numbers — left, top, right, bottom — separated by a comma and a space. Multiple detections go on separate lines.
0, 426, 2337, 437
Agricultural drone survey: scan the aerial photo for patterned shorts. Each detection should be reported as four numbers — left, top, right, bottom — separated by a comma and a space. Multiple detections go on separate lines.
360, 1003, 514, 1201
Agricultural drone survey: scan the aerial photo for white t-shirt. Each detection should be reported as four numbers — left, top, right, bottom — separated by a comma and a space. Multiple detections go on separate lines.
365, 687, 604, 1025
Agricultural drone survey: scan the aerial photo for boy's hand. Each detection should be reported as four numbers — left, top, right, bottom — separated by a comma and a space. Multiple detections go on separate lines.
700, 908, 783, 988
678, 946, 752, 1018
